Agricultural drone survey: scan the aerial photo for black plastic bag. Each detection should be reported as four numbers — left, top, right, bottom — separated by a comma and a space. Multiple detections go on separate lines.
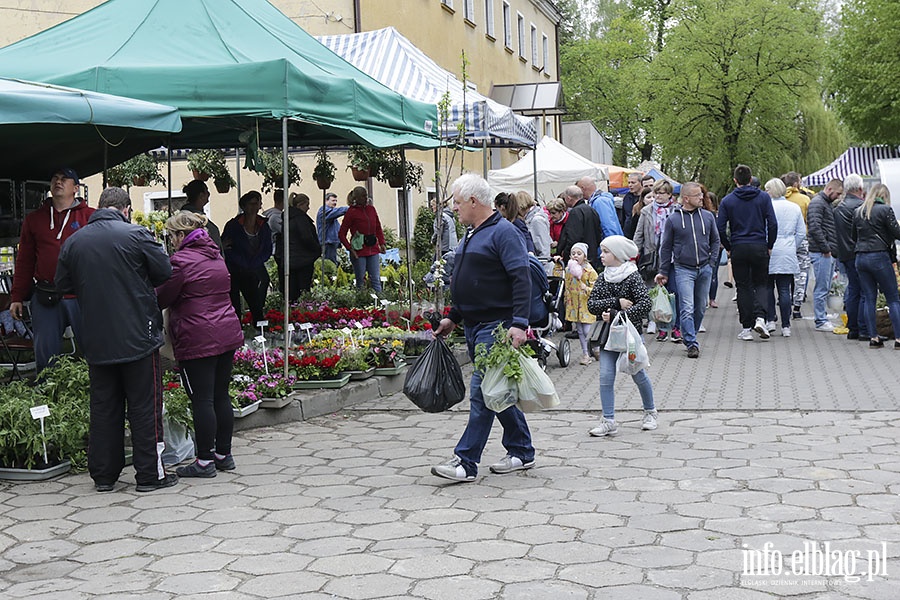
403, 336, 466, 412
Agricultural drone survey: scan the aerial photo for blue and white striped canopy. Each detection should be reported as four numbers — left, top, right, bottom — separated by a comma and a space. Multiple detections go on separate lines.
317, 27, 537, 148
803, 146, 900, 187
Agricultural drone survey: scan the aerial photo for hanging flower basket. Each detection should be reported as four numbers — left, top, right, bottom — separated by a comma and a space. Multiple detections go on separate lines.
315, 177, 333, 190
214, 178, 232, 194
350, 167, 370, 181
192, 169, 211, 182
387, 175, 405, 188
131, 176, 148, 187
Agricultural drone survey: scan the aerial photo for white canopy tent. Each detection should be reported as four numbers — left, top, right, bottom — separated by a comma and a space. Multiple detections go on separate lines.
487, 136, 607, 203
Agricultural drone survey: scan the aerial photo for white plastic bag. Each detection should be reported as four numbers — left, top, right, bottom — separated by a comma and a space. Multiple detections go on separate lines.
161, 409, 195, 466
516, 353, 560, 412
650, 286, 674, 324
616, 322, 650, 375
604, 311, 629, 352
481, 364, 517, 413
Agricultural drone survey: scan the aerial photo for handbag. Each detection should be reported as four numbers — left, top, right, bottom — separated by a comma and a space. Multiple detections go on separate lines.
588, 315, 611, 351
33, 280, 62, 307
637, 250, 659, 280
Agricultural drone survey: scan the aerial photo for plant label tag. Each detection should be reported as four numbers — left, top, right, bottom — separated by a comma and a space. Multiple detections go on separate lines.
354, 322, 364, 329
30, 405, 50, 419
380, 299, 391, 306
341, 327, 352, 335
256, 320, 269, 327
287, 323, 295, 332
298, 323, 313, 331
380, 276, 388, 283
254, 335, 266, 344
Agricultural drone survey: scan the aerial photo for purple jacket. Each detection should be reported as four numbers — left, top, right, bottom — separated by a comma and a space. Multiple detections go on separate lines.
156, 228, 245, 361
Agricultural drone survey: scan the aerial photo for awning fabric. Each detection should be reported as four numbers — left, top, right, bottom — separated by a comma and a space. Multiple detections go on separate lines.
0, 0, 439, 151
317, 27, 537, 148
803, 146, 900, 187
0, 77, 181, 179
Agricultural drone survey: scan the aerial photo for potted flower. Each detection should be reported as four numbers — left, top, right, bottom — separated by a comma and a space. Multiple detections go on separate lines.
368, 337, 406, 375
376, 150, 424, 191
347, 145, 382, 181
187, 149, 224, 182
230, 375, 262, 417
342, 347, 375, 380
312, 148, 337, 190
259, 149, 302, 193
255, 372, 297, 409
291, 350, 350, 389
107, 153, 166, 188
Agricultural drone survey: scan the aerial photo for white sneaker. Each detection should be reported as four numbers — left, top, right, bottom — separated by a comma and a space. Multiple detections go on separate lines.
816, 322, 835, 332
698, 324, 707, 333
753, 317, 771, 339
766, 321, 776, 333
430, 457, 475, 482
641, 411, 658, 431
782, 327, 791, 337
589, 419, 619, 437
647, 321, 657, 335
738, 328, 753, 341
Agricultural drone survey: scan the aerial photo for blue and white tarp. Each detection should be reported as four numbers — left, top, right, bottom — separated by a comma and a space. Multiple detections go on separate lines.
317, 27, 537, 148
803, 146, 900, 187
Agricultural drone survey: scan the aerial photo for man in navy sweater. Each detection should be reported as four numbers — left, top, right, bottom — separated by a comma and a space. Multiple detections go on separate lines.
432, 173, 535, 483
717, 165, 778, 341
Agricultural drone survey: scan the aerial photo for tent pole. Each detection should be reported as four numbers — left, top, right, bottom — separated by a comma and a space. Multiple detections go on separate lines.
401, 148, 413, 321
103, 144, 108, 189
532, 140, 538, 202
282, 117, 290, 378
482, 140, 488, 178
235, 147, 242, 197
167, 137, 173, 215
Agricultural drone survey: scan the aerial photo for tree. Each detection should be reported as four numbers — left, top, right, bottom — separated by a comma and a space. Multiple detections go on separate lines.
829, 0, 900, 144
649, 0, 824, 193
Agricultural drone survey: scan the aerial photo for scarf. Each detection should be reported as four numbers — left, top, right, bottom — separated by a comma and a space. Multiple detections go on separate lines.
652, 200, 675, 238
603, 261, 637, 283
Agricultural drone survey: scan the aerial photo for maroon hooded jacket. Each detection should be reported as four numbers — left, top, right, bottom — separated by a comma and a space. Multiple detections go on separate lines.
156, 228, 244, 362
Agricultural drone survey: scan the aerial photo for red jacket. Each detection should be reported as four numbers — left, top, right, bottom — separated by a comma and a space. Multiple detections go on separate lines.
11, 199, 94, 302
155, 228, 244, 362
339, 205, 385, 258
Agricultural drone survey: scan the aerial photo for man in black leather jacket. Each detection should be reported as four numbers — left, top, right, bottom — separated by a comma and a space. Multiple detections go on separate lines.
833, 174, 869, 340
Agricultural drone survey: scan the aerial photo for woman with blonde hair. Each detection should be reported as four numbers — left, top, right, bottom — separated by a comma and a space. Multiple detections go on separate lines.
852, 184, 900, 348
156, 211, 245, 477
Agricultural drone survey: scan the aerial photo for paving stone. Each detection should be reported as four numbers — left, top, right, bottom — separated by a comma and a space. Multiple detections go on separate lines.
610, 545, 694, 568
580, 527, 657, 548
745, 504, 818, 523
424, 522, 500, 543
389, 555, 473, 578
673, 502, 743, 519
629, 514, 702, 532
70, 538, 149, 564
228, 552, 313, 575
597, 584, 683, 599
659, 530, 736, 552
411, 575, 501, 600
308, 553, 395, 576
704, 518, 780, 536
147, 551, 234, 575
528, 541, 611, 564
709, 490, 780, 507
322, 573, 412, 599
3, 539, 79, 564
472, 558, 559, 584
820, 507, 895, 525
781, 490, 853, 508
142, 535, 221, 556
155, 572, 241, 595
556, 560, 643, 587
4, 518, 80, 542
501, 580, 590, 599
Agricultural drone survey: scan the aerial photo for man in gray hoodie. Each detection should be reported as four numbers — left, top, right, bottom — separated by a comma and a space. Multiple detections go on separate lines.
655, 182, 720, 358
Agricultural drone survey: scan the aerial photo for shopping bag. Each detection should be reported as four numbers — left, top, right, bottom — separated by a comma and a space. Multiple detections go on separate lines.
616, 322, 650, 375
516, 352, 560, 412
402, 337, 466, 413
604, 311, 629, 352
650, 285, 673, 324
481, 364, 517, 413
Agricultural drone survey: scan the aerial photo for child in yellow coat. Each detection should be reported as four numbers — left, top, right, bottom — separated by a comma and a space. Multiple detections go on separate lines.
565, 242, 599, 365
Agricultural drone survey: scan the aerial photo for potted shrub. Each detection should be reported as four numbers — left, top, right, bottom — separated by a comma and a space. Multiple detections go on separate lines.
312, 148, 337, 190
259, 149, 302, 193
186, 149, 227, 182
107, 154, 166, 188
347, 145, 382, 181
341, 347, 375, 380
376, 150, 424, 191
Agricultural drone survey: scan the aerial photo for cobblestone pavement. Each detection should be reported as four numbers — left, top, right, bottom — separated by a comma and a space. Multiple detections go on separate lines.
2, 284, 900, 599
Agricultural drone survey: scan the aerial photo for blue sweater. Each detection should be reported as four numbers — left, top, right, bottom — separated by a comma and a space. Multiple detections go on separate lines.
448, 211, 531, 330
659, 205, 720, 277
717, 185, 778, 250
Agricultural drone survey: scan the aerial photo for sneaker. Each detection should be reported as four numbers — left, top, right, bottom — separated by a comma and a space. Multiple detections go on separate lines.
846, 331, 859, 340
753, 318, 771, 339
176, 460, 217, 478
698, 324, 707, 333
579, 355, 593, 366
589, 419, 619, 437
782, 327, 791, 337
656, 331, 668, 342
489, 455, 535, 474
671, 328, 682, 343
792, 306, 802, 319
870, 339, 884, 348
738, 328, 753, 341
135, 473, 178, 493
766, 321, 776, 333
214, 454, 236, 471
687, 346, 700, 359
815, 322, 835, 332
431, 457, 475, 482
95, 482, 115, 493
647, 321, 657, 335
641, 411, 659, 430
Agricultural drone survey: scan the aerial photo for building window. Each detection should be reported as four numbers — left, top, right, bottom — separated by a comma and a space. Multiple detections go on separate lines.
542, 33, 549, 73
441, 0, 454, 8
464, 0, 474, 22
485, 0, 495, 37
502, 2, 511, 49
530, 24, 538, 65
517, 13, 525, 58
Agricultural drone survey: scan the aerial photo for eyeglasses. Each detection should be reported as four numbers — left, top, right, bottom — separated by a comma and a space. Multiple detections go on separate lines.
682, 193, 703, 199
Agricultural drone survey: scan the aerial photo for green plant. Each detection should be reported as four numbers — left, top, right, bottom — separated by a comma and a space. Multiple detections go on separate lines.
375, 150, 424, 191
107, 153, 166, 187
162, 371, 194, 433
259, 149, 302, 193
474, 324, 535, 382
312, 149, 336, 184
413, 204, 437, 260
187, 149, 225, 177
341, 347, 371, 372
347, 146, 384, 171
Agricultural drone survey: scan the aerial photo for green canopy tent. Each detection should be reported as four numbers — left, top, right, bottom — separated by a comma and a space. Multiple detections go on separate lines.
0, 0, 440, 363
0, 77, 182, 180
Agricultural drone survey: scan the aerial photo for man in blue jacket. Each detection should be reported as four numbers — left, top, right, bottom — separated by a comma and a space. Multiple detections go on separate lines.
316, 192, 348, 263
432, 173, 534, 483
578, 176, 623, 240
717, 165, 778, 341
655, 182, 720, 358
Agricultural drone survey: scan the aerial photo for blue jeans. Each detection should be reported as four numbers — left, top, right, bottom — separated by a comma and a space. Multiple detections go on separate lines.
352, 253, 382, 292
856, 252, 900, 340
839, 258, 869, 337
454, 320, 534, 476
323, 243, 340, 263
767, 274, 794, 326
31, 297, 82, 373
598, 349, 654, 420
673, 264, 712, 349
809, 252, 834, 326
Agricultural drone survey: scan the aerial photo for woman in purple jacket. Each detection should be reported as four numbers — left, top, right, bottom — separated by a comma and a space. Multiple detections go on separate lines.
157, 212, 245, 478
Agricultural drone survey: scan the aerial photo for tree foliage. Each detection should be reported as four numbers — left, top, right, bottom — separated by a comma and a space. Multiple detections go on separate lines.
829, 0, 900, 144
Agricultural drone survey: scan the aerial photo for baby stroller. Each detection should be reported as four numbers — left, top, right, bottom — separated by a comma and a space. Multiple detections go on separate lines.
526, 256, 570, 368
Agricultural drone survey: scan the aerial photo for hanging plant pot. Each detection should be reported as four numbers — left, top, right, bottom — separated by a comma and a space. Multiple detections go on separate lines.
214, 179, 232, 194
351, 167, 370, 181
192, 169, 211, 182
315, 177, 333, 191
387, 175, 405, 188
131, 176, 148, 187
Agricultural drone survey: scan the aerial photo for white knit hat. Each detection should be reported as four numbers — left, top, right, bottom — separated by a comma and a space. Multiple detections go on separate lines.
571, 242, 588, 257
600, 235, 639, 263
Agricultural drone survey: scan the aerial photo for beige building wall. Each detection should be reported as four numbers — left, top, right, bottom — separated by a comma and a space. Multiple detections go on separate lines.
1, 0, 560, 239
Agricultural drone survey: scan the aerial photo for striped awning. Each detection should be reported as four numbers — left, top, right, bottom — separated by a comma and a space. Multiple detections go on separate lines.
803, 146, 900, 187
317, 27, 537, 149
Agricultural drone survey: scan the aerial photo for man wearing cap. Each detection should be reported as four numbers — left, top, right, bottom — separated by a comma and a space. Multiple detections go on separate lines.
10, 168, 94, 372
316, 192, 348, 263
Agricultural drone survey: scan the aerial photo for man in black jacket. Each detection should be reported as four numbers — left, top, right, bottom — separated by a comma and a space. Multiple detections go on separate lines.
833, 174, 869, 340
56, 187, 176, 494
557, 185, 602, 269
807, 178, 841, 331
276, 192, 321, 301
